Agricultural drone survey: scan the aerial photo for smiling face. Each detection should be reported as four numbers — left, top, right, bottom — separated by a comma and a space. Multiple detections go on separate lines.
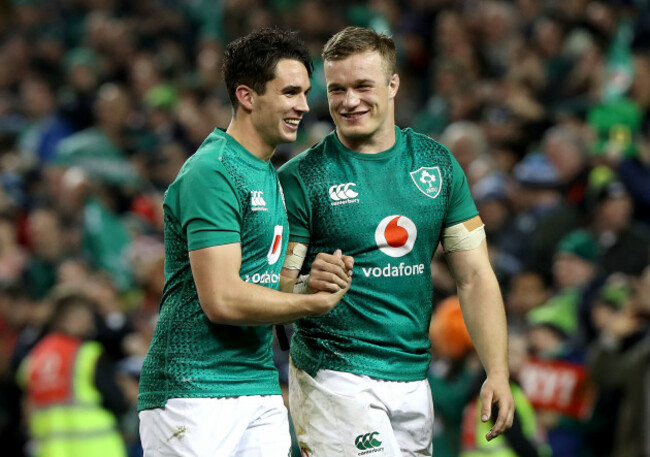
324, 50, 399, 152
250, 58, 311, 149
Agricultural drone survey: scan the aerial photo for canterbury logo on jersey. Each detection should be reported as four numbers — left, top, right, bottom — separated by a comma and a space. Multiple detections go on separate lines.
251, 191, 267, 211
267, 225, 283, 265
355, 431, 384, 455
329, 182, 360, 206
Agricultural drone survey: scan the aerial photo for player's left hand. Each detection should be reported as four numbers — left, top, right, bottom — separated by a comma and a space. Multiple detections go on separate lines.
479, 373, 515, 441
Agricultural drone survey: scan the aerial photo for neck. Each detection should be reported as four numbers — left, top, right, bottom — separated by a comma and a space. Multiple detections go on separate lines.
226, 115, 274, 162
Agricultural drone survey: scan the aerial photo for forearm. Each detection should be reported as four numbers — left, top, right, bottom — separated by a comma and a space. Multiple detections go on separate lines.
457, 268, 509, 378
200, 277, 322, 325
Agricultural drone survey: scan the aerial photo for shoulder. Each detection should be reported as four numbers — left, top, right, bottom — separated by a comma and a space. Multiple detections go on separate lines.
401, 127, 452, 159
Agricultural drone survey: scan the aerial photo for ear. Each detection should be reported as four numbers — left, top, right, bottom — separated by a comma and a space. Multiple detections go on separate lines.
388, 73, 400, 99
234, 84, 255, 112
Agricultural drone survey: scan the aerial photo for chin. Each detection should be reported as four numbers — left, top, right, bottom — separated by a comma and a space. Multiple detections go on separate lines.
338, 125, 372, 138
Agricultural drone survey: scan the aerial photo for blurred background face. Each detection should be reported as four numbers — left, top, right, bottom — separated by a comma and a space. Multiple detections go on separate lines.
553, 254, 595, 289
57, 303, 95, 340
20, 79, 54, 119
507, 272, 548, 316
595, 194, 633, 233
528, 325, 563, 357
95, 84, 131, 130
27, 209, 63, 261
543, 134, 584, 183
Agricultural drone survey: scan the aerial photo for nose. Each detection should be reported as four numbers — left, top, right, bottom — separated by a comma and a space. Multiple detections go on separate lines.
295, 93, 310, 114
343, 89, 360, 109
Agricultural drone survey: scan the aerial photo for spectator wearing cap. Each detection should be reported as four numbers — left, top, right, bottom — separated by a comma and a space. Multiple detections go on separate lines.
510, 154, 582, 279
587, 180, 650, 276
525, 275, 594, 457
588, 266, 650, 457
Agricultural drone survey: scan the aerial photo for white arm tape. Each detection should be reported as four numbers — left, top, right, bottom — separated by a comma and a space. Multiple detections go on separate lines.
283, 243, 308, 270
441, 222, 486, 253
293, 274, 311, 294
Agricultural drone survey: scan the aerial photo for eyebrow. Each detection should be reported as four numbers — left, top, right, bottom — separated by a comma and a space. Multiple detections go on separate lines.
281, 85, 310, 93
327, 79, 375, 90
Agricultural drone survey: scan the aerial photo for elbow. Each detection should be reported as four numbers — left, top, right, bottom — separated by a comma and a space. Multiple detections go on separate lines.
199, 294, 239, 324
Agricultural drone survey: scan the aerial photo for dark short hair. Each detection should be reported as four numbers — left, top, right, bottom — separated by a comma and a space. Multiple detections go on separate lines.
48, 291, 95, 328
322, 26, 396, 81
222, 27, 313, 110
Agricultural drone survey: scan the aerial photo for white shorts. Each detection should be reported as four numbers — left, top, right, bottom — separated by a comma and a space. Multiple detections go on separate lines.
289, 361, 434, 457
138, 395, 291, 457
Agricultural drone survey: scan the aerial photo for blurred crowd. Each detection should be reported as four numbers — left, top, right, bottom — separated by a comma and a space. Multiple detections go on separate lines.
0, 0, 648, 456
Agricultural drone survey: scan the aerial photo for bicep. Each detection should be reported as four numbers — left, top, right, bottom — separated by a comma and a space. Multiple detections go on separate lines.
445, 239, 491, 288
189, 243, 242, 313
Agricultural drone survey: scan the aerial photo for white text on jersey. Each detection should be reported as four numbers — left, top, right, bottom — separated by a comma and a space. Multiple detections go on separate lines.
329, 183, 360, 206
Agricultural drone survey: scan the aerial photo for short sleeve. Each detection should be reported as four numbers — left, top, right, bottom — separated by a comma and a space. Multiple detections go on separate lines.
278, 159, 311, 243
177, 158, 242, 251
444, 154, 479, 227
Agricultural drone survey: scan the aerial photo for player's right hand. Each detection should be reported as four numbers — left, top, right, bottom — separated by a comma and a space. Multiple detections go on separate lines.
308, 249, 354, 293
309, 249, 353, 315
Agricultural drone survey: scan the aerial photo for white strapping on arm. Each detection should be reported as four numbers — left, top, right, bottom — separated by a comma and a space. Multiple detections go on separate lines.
441, 219, 486, 253
293, 274, 311, 294
283, 243, 308, 270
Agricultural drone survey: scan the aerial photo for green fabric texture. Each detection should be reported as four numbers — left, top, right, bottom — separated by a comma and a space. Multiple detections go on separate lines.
138, 129, 289, 411
279, 127, 478, 381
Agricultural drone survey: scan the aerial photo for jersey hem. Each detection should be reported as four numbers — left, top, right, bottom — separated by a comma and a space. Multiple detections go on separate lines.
443, 210, 480, 229
137, 385, 282, 412
291, 353, 428, 383
188, 233, 241, 251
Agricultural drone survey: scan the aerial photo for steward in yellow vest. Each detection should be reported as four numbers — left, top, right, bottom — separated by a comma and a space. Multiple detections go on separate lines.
18, 292, 127, 457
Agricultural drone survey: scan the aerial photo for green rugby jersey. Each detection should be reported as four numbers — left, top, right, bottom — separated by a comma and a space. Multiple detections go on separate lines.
138, 129, 289, 411
278, 127, 477, 381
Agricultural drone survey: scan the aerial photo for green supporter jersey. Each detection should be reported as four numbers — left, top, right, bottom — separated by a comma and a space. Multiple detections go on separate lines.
278, 127, 477, 381
138, 129, 289, 411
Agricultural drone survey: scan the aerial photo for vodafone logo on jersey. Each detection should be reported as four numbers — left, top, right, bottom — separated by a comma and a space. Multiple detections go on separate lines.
374, 215, 417, 257
266, 225, 283, 265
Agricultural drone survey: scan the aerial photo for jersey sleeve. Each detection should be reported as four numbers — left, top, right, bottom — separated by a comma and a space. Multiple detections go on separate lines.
278, 158, 311, 243
177, 158, 242, 251
444, 153, 479, 227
